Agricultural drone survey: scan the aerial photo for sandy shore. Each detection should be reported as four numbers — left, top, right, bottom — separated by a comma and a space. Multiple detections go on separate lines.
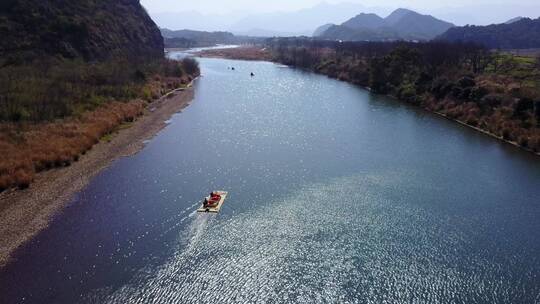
0, 85, 195, 268
195, 46, 273, 61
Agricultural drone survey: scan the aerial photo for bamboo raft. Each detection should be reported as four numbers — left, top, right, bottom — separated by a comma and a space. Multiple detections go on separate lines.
197, 191, 228, 213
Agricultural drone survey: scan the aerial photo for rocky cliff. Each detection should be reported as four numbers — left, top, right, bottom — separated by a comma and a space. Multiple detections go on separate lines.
0, 0, 163, 65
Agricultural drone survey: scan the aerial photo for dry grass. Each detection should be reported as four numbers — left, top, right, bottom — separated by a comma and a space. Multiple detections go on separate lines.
197, 47, 273, 61
0, 100, 145, 191
0, 70, 197, 192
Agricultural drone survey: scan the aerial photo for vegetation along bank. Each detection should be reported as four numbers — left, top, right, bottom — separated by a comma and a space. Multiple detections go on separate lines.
264, 38, 540, 154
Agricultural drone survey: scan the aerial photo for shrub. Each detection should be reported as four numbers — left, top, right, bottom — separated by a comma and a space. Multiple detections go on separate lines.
479, 94, 503, 108
431, 77, 453, 99
458, 76, 476, 88
181, 57, 200, 76
514, 98, 534, 118
0, 56, 200, 123
398, 83, 418, 104
470, 86, 489, 101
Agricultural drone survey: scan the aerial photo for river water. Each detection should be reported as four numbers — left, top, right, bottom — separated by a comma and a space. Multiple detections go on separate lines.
1, 54, 540, 304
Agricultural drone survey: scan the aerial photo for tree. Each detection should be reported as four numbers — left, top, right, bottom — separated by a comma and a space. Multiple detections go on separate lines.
368, 57, 389, 94
181, 57, 199, 76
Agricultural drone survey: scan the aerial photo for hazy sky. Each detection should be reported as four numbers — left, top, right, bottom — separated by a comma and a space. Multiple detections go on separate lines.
141, 0, 539, 14
141, 0, 540, 32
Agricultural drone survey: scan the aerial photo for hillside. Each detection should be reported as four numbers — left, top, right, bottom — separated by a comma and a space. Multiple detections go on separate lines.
317, 8, 454, 41
0, 0, 164, 65
0, 0, 201, 191
161, 29, 237, 46
161, 29, 264, 48
438, 18, 540, 49
342, 13, 384, 30
321, 25, 399, 41
386, 9, 455, 40
313, 24, 334, 37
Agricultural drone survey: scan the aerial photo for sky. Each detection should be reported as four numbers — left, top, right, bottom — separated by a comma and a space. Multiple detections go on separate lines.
141, 0, 540, 15
140, 0, 540, 33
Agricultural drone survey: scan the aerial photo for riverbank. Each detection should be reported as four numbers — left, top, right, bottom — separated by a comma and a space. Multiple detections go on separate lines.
195, 46, 273, 61
196, 45, 540, 156
0, 84, 195, 268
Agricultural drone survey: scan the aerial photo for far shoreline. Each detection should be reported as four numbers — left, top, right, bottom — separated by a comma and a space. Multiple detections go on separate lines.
0, 83, 197, 268
192, 46, 273, 61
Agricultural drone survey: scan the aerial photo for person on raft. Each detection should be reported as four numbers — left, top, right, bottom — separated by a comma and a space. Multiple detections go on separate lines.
204, 192, 221, 207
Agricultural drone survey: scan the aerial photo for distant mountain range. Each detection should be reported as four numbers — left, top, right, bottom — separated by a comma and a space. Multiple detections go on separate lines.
315, 8, 454, 42
437, 17, 540, 49
150, 2, 391, 37
155, 5, 540, 50
228, 2, 378, 37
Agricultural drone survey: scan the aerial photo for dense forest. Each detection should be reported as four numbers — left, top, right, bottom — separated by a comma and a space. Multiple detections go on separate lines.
437, 18, 540, 49
266, 38, 540, 152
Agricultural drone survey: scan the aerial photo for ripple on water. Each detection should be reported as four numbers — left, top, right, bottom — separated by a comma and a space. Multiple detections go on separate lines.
81, 173, 540, 304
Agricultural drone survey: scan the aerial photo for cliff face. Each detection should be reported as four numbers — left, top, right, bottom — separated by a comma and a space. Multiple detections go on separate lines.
0, 0, 164, 65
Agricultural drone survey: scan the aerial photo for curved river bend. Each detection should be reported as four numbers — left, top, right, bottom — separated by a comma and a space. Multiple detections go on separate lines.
1, 56, 539, 304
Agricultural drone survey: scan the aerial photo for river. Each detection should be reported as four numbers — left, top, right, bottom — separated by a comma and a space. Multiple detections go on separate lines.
1, 54, 539, 304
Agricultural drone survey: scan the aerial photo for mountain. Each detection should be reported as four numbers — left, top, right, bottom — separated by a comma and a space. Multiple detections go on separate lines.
149, 10, 245, 32
0, 0, 163, 64
430, 4, 540, 26
342, 13, 384, 30
317, 8, 454, 41
313, 24, 334, 37
505, 17, 526, 24
232, 28, 309, 38
384, 8, 412, 26
437, 17, 540, 49
386, 9, 455, 40
321, 25, 399, 41
229, 2, 375, 37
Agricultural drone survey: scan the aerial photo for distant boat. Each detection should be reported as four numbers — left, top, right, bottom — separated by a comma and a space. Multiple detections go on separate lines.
250, 72, 255, 77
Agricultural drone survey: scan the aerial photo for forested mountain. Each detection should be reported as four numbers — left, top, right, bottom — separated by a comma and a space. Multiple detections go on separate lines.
341, 13, 384, 30
316, 8, 454, 42
438, 18, 540, 49
385, 9, 455, 40
320, 25, 399, 42
0, 0, 163, 65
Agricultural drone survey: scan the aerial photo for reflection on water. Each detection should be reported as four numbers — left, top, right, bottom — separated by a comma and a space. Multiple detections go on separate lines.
84, 173, 540, 303
0, 56, 539, 304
